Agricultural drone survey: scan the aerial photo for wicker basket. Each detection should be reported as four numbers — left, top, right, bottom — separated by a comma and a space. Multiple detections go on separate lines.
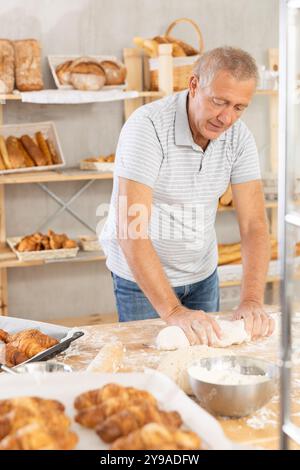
149, 18, 204, 91
7, 237, 79, 262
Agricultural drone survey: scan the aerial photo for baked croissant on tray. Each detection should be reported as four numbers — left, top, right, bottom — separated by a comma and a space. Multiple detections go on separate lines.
0, 396, 77, 450
0, 328, 59, 366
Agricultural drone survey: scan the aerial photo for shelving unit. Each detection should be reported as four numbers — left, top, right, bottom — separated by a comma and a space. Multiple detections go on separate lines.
0, 45, 280, 316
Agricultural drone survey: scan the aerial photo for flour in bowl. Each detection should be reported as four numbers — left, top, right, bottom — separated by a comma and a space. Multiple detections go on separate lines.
188, 365, 269, 385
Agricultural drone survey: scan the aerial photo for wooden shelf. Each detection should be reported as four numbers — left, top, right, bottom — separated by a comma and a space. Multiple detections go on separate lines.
220, 275, 280, 288
0, 94, 21, 101
0, 90, 164, 105
0, 238, 283, 288
255, 89, 278, 96
0, 245, 106, 269
0, 167, 114, 185
218, 200, 278, 212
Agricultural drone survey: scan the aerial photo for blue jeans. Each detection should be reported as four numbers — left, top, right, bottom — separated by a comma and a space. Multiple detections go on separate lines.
111, 268, 220, 322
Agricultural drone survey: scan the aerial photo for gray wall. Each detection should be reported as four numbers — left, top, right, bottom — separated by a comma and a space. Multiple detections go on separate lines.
1, 0, 279, 320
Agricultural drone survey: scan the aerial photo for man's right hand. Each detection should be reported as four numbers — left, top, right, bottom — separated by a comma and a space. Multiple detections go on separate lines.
164, 305, 223, 346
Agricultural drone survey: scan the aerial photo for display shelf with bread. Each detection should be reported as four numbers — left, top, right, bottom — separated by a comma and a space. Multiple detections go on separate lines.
0, 38, 281, 316
0, 121, 64, 175
0, 247, 106, 269
0, 167, 114, 184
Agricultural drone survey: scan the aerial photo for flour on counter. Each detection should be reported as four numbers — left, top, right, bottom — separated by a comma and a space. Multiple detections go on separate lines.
188, 365, 269, 385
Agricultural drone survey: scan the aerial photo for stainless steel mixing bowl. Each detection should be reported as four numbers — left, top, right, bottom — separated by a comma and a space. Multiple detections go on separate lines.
188, 355, 278, 417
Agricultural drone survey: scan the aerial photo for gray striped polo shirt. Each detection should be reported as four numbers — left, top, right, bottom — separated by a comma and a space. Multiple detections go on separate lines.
100, 90, 261, 286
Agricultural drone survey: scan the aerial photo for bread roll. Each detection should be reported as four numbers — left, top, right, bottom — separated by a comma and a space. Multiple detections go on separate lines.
14, 39, 44, 91
6, 136, 26, 169
20, 135, 47, 166
100, 60, 126, 86
69, 58, 106, 91
0, 39, 14, 94
0, 135, 11, 169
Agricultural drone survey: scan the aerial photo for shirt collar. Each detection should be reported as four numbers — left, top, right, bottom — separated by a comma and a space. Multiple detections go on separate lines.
174, 89, 227, 149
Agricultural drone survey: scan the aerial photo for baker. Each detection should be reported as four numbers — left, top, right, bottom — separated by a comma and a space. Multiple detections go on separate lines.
100, 46, 275, 345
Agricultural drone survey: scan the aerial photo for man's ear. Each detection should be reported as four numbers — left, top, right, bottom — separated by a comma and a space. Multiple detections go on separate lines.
189, 75, 199, 97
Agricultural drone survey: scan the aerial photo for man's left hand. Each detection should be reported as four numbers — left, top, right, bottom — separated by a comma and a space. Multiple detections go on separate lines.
232, 301, 275, 339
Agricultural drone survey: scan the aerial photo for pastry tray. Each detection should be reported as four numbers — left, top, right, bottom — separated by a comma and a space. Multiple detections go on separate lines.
0, 369, 240, 449
0, 316, 84, 368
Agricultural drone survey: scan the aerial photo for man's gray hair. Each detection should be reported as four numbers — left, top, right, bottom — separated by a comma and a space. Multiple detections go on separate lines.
193, 46, 259, 88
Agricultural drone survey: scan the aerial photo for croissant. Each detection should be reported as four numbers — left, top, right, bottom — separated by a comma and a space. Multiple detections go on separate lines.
48, 230, 68, 250
96, 402, 182, 443
75, 396, 150, 429
0, 397, 65, 416
5, 344, 29, 367
0, 423, 78, 450
74, 384, 156, 410
0, 329, 8, 343
0, 402, 70, 440
7, 329, 58, 358
0, 396, 77, 451
111, 422, 201, 450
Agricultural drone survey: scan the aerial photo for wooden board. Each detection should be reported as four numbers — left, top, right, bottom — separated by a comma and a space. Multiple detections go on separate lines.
55, 306, 300, 450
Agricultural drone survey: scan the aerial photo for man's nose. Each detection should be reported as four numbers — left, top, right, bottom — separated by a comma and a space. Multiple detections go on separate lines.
217, 108, 233, 126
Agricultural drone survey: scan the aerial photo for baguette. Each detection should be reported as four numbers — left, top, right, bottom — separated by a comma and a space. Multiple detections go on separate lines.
0, 151, 5, 170
6, 136, 26, 169
20, 135, 47, 166
35, 132, 52, 165
0, 135, 12, 169
46, 139, 60, 164
17, 139, 35, 167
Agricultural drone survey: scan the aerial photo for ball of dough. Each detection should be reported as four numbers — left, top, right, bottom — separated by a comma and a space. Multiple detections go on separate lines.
156, 326, 190, 351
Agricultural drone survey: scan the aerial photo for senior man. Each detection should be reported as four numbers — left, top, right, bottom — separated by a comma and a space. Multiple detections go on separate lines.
101, 46, 274, 345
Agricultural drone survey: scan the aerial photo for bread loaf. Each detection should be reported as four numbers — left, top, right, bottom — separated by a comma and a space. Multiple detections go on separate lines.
56, 60, 73, 86
20, 135, 47, 166
0, 39, 14, 94
14, 39, 44, 91
69, 58, 106, 91
6, 137, 26, 169
100, 60, 126, 86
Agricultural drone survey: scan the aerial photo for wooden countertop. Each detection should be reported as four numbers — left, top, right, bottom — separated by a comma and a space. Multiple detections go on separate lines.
58, 305, 300, 450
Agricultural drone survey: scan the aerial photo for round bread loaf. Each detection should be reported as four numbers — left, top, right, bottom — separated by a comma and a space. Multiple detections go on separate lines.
100, 60, 126, 86
69, 59, 106, 91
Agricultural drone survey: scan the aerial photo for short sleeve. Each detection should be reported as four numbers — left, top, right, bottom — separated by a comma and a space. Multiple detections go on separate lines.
230, 122, 261, 184
114, 109, 163, 188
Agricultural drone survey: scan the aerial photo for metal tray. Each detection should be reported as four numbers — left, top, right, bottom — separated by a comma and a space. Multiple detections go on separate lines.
0, 316, 84, 369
